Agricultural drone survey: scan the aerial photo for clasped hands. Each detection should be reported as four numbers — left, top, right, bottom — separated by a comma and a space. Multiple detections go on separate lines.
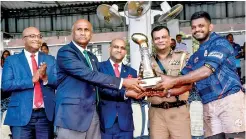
123, 74, 176, 99
32, 62, 48, 83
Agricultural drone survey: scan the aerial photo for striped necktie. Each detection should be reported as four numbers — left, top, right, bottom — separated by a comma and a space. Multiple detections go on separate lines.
83, 50, 99, 105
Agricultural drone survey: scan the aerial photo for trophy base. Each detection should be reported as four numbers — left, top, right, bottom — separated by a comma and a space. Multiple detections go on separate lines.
140, 77, 162, 88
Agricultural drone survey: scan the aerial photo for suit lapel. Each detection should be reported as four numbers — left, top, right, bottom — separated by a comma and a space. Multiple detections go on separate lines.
69, 42, 90, 68
38, 52, 44, 66
19, 50, 32, 77
105, 59, 115, 76
120, 64, 128, 78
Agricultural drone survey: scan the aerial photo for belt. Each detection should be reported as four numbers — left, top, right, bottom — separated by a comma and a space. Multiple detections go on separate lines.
33, 108, 45, 112
151, 100, 187, 109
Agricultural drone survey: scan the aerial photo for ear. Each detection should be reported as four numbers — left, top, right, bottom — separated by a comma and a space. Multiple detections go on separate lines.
40, 40, 43, 47
22, 37, 26, 44
108, 45, 111, 52
209, 24, 214, 32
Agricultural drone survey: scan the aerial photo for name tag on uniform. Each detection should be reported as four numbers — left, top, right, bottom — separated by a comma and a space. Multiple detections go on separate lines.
169, 60, 180, 65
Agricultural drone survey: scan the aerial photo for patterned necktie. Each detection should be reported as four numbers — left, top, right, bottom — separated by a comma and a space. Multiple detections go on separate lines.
31, 54, 43, 108
83, 50, 99, 104
83, 50, 93, 69
113, 63, 120, 77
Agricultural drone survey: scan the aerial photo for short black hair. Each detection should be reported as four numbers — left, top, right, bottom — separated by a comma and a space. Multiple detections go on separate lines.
226, 33, 233, 39
190, 11, 211, 24
151, 26, 170, 39
41, 42, 49, 50
176, 34, 182, 38
171, 38, 176, 42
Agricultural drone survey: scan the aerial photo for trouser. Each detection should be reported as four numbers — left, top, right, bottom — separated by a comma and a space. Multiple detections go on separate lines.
149, 105, 191, 139
56, 110, 101, 139
203, 90, 245, 138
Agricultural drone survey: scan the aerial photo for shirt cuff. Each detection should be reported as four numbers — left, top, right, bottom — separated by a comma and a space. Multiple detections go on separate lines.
124, 91, 128, 100
43, 80, 48, 85
119, 78, 123, 89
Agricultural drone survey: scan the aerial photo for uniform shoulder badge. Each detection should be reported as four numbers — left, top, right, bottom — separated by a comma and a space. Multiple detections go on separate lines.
173, 49, 184, 53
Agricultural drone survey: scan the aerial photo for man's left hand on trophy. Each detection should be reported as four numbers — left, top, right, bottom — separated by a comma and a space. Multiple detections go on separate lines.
154, 74, 176, 90
136, 62, 167, 98
153, 74, 193, 97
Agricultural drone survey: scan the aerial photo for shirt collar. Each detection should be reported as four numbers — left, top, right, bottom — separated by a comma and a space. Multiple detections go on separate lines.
109, 59, 122, 69
200, 32, 217, 48
72, 40, 87, 54
24, 49, 39, 58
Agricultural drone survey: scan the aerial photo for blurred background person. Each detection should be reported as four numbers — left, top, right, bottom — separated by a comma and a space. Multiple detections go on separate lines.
175, 34, 188, 52
170, 38, 176, 51
226, 33, 242, 78
1, 50, 11, 68
240, 42, 246, 85
41, 42, 49, 55
1, 50, 11, 116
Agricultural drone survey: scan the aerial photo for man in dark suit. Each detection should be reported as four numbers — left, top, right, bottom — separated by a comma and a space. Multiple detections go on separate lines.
98, 38, 137, 139
1, 27, 57, 139
54, 19, 144, 139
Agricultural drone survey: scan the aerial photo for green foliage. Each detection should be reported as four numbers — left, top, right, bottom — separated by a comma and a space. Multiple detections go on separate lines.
192, 37, 200, 53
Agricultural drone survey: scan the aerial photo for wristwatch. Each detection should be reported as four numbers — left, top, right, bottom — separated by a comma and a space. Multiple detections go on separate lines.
166, 89, 171, 98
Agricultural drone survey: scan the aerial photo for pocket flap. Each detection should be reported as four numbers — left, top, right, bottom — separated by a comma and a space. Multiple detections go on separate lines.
61, 98, 80, 105
8, 101, 19, 107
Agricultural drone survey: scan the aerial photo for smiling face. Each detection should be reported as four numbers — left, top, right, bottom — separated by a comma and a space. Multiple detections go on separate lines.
191, 18, 213, 43
22, 27, 42, 53
109, 39, 127, 63
152, 28, 171, 51
72, 19, 93, 48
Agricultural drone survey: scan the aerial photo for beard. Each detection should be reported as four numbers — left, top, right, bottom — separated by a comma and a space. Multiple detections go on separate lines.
192, 31, 210, 42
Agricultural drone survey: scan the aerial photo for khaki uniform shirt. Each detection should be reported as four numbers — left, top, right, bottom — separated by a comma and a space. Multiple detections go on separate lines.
148, 50, 190, 104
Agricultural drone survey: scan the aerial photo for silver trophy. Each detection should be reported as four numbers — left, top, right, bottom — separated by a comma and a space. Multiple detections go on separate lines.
131, 33, 161, 88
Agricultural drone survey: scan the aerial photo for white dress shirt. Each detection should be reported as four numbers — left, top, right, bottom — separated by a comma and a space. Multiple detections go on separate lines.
24, 49, 44, 108
109, 59, 122, 75
175, 42, 188, 52
109, 59, 129, 100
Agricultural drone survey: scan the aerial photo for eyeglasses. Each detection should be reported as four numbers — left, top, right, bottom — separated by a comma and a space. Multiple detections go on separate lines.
23, 34, 43, 39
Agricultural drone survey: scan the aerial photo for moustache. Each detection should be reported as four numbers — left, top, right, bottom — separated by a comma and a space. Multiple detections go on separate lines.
194, 31, 204, 34
31, 41, 41, 44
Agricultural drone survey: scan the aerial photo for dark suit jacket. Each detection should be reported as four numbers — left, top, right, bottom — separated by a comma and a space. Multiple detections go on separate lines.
2, 51, 57, 126
54, 42, 121, 132
98, 59, 137, 132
